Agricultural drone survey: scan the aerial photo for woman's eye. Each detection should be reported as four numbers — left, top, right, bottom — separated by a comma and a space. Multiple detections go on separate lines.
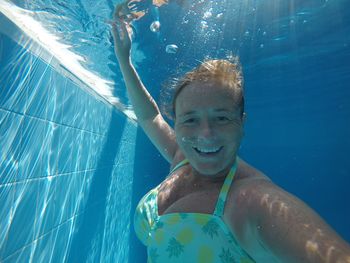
216, 116, 230, 122
183, 118, 196, 124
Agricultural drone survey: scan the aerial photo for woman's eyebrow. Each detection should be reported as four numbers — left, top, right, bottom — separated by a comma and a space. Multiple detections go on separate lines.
179, 109, 234, 116
178, 110, 196, 117
213, 108, 234, 113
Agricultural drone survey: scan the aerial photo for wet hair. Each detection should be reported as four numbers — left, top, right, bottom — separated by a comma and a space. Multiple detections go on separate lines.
160, 58, 244, 120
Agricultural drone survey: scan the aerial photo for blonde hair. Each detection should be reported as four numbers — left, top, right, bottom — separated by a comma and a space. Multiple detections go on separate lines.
161, 58, 244, 120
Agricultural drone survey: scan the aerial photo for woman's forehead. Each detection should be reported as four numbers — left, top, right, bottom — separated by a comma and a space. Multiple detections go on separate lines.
176, 81, 238, 103
175, 84, 240, 113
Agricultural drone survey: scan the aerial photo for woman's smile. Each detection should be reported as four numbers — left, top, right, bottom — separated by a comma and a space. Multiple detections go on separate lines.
193, 145, 223, 155
181, 136, 224, 157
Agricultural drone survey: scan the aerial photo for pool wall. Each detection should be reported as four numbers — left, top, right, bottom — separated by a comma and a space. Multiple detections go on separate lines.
0, 13, 141, 262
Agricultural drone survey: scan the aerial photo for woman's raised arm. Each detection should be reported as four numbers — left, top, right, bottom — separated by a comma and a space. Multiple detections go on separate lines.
111, 4, 178, 163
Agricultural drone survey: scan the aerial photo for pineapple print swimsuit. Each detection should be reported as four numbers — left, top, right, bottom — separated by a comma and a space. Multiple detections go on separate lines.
134, 158, 255, 263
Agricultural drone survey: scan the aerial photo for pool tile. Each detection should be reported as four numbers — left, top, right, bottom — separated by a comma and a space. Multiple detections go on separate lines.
0, 110, 23, 184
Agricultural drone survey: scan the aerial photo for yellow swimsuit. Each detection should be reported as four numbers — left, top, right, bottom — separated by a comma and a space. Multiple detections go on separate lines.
134, 159, 255, 263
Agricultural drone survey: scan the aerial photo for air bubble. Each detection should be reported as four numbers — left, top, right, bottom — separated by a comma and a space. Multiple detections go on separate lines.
166, 44, 178, 54
150, 21, 161, 33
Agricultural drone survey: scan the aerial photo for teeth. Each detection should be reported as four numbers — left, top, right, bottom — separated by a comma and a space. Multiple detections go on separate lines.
195, 146, 221, 153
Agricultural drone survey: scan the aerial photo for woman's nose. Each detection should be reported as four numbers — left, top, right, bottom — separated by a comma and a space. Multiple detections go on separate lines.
198, 120, 215, 138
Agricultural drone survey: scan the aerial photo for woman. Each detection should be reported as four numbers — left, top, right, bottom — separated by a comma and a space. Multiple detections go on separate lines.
110, 4, 350, 263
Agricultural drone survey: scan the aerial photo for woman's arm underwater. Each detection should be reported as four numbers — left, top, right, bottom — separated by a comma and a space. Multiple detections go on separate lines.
111, 4, 178, 163
230, 178, 350, 263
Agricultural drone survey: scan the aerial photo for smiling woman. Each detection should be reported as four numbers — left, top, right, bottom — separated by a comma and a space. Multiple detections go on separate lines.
174, 77, 244, 177
1, 0, 350, 261
111, 1, 350, 262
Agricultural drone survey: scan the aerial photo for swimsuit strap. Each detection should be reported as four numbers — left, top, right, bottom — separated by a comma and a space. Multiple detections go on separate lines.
168, 159, 189, 176
213, 158, 238, 217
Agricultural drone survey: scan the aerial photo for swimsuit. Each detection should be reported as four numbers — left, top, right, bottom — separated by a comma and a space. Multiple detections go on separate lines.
134, 159, 255, 263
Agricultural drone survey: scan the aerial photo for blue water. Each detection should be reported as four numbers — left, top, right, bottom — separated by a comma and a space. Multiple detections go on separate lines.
1, 0, 350, 262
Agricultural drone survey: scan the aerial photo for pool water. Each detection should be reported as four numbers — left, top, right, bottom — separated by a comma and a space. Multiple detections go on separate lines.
1, 0, 349, 262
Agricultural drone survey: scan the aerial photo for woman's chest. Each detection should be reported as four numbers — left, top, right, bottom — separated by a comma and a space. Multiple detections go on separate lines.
158, 187, 218, 215
156, 173, 230, 216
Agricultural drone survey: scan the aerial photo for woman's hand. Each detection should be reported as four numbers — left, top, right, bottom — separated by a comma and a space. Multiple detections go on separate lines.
110, 3, 134, 63
127, 0, 151, 13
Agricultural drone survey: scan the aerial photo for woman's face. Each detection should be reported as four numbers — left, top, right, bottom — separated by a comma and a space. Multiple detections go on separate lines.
174, 80, 245, 177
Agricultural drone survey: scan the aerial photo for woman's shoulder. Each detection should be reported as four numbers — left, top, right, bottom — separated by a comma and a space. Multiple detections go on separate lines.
225, 158, 273, 218
225, 158, 273, 219
234, 157, 271, 182
224, 159, 279, 260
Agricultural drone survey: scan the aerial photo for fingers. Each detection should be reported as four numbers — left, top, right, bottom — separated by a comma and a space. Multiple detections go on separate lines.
110, 2, 136, 42
114, 1, 142, 24
109, 18, 132, 44
128, 4, 138, 12
113, 3, 126, 20
127, 1, 143, 12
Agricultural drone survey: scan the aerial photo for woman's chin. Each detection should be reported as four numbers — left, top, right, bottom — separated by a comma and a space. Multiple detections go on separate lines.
190, 156, 236, 178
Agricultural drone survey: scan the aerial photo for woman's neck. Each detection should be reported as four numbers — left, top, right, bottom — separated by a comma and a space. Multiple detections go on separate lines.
188, 162, 234, 188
